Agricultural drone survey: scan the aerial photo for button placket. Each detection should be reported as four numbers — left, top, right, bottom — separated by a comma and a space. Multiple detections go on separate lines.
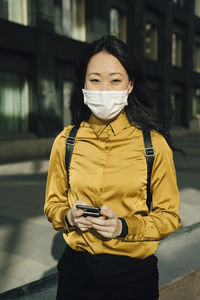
97, 126, 112, 207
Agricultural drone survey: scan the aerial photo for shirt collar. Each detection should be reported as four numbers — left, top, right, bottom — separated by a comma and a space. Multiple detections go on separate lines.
89, 113, 131, 137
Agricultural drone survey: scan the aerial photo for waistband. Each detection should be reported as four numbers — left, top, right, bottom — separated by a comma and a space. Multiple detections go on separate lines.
65, 244, 157, 266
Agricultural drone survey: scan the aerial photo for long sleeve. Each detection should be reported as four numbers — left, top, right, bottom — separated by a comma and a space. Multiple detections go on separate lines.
123, 133, 181, 242
44, 126, 73, 232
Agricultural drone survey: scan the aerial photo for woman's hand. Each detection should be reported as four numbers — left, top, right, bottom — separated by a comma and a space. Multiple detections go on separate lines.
87, 205, 122, 239
67, 200, 92, 232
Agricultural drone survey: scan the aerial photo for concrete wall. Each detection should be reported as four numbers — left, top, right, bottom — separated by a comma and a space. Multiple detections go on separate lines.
160, 268, 200, 300
0, 138, 54, 163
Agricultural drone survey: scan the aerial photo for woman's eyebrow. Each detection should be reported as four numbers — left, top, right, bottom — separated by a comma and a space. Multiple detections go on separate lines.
88, 72, 124, 76
110, 72, 123, 76
88, 72, 101, 76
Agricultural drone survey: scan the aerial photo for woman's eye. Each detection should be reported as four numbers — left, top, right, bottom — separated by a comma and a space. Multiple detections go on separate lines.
90, 79, 99, 83
112, 79, 121, 83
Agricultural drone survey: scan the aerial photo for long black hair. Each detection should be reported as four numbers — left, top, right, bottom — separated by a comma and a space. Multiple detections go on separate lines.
70, 34, 173, 148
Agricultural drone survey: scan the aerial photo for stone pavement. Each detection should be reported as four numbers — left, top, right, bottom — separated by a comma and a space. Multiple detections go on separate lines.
0, 134, 200, 299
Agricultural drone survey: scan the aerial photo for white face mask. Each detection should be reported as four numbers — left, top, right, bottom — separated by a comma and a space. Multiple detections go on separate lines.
82, 83, 130, 121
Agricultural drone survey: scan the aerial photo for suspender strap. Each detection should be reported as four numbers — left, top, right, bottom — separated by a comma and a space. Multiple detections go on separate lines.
142, 130, 155, 212
65, 125, 80, 187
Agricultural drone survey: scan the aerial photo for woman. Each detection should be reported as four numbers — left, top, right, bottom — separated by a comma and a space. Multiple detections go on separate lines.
44, 34, 181, 300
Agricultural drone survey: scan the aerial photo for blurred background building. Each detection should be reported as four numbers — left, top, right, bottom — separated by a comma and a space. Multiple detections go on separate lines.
0, 0, 200, 162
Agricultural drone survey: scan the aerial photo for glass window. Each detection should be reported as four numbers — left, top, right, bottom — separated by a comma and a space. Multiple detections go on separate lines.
193, 88, 200, 116
110, 7, 127, 42
0, 0, 28, 26
63, 81, 72, 126
194, 0, 200, 17
0, 72, 29, 132
171, 92, 183, 126
54, 0, 86, 42
171, 33, 183, 67
145, 22, 158, 60
193, 43, 200, 73
172, 0, 184, 6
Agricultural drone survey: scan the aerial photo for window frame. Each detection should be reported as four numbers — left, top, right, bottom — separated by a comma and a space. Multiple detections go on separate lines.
54, 0, 86, 42
110, 6, 127, 43
144, 21, 158, 61
0, 71, 29, 133
172, 0, 184, 7
171, 24, 184, 67
171, 84, 185, 126
193, 88, 200, 117
0, 0, 36, 26
194, 0, 200, 18
193, 35, 200, 73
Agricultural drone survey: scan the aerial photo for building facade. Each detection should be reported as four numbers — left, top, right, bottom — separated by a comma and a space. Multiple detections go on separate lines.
0, 0, 200, 143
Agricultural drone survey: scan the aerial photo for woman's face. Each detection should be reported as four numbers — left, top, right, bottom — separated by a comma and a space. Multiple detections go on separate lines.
85, 51, 133, 93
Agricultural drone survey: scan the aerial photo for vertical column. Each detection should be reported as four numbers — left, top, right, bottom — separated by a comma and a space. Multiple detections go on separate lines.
185, 1, 194, 128
35, 0, 60, 137
127, 0, 145, 67
161, 2, 173, 126
85, 0, 109, 42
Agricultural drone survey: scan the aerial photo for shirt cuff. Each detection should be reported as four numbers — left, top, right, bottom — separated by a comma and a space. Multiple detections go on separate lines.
118, 218, 128, 238
123, 215, 142, 241
64, 215, 77, 232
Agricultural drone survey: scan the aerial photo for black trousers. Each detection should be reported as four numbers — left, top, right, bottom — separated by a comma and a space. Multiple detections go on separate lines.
56, 244, 159, 300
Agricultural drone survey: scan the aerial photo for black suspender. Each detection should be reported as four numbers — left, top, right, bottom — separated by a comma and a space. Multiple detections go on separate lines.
65, 127, 155, 212
65, 125, 80, 187
142, 131, 155, 211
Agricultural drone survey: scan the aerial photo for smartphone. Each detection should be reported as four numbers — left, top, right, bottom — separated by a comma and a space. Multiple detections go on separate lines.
76, 205, 101, 218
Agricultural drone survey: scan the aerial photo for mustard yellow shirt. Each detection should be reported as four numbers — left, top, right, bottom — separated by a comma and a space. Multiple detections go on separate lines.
44, 113, 181, 259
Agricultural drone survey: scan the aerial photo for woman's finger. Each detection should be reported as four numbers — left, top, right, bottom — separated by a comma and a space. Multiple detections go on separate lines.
92, 221, 117, 232
74, 209, 84, 217
100, 205, 116, 219
92, 224, 111, 232
91, 218, 112, 227
79, 227, 90, 232
75, 219, 92, 226
86, 216, 111, 227
79, 224, 91, 229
